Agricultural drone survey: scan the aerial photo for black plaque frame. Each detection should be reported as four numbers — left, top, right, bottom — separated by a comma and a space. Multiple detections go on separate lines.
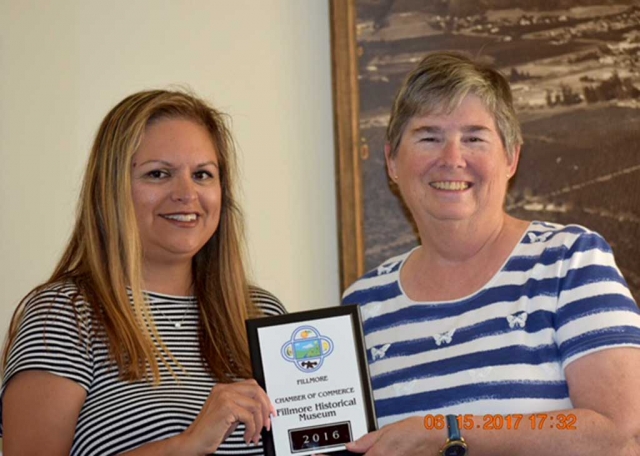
246, 305, 377, 456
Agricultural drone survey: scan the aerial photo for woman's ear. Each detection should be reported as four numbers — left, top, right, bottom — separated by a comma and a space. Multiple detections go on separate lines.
385, 143, 398, 182
507, 144, 521, 179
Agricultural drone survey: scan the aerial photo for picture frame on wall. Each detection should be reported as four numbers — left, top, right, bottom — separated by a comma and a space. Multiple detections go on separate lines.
329, 0, 640, 302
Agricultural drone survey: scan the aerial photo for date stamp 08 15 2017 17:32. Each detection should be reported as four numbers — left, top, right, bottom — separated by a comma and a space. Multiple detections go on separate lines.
424, 414, 578, 431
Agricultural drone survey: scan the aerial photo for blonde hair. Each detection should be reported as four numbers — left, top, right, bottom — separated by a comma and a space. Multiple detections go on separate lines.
3, 89, 258, 382
387, 51, 523, 160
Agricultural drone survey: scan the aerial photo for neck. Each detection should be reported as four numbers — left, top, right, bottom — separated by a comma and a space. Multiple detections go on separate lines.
418, 212, 508, 264
141, 259, 194, 296
400, 213, 528, 302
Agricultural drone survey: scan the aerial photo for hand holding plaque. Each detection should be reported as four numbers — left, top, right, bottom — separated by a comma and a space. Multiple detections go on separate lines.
246, 305, 377, 456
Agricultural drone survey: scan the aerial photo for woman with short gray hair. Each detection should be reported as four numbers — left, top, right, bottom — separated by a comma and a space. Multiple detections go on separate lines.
343, 52, 640, 456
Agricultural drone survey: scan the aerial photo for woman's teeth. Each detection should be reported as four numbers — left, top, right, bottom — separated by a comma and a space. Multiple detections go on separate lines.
163, 214, 198, 222
430, 181, 470, 191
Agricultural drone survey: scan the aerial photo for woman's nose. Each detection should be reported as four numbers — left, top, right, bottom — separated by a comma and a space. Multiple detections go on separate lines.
170, 175, 197, 202
438, 140, 466, 168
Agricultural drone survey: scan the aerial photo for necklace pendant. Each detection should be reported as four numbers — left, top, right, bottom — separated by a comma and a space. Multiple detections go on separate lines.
175, 322, 182, 329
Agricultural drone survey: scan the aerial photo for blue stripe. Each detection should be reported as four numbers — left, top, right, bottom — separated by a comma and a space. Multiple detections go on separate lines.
343, 281, 402, 307
362, 265, 627, 335
557, 294, 639, 327
360, 269, 381, 280
368, 310, 555, 364
505, 232, 611, 272
375, 381, 569, 417
372, 345, 560, 390
559, 326, 640, 362
505, 247, 565, 271
561, 264, 627, 292
560, 225, 595, 236
566, 231, 612, 253
363, 278, 561, 334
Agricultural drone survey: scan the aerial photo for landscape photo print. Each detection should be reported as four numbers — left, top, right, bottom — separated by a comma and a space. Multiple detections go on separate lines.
349, 0, 640, 303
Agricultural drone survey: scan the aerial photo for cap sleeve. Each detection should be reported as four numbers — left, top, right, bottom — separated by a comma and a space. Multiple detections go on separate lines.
554, 230, 640, 368
2, 284, 95, 395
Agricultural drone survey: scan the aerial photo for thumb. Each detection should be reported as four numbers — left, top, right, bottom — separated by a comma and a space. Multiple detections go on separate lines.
345, 430, 379, 453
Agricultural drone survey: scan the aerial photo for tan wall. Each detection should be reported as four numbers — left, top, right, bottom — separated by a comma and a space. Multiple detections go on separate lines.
0, 0, 340, 343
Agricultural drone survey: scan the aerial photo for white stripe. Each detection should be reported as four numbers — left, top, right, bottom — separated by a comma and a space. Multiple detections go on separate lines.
557, 310, 640, 342
370, 326, 557, 378
374, 362, 565, 401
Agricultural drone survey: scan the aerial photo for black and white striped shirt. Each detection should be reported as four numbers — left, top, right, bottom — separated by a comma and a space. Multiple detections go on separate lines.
1, 282, 286, 455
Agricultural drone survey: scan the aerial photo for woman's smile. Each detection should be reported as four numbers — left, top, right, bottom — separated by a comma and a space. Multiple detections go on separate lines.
160, 212, 200, 223
429, 180, 472, 191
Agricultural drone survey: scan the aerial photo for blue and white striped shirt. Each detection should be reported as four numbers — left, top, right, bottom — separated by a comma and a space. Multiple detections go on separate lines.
342, 222, 640, 426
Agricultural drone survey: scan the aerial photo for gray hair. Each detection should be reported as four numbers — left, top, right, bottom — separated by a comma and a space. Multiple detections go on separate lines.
386, 51, 522, 160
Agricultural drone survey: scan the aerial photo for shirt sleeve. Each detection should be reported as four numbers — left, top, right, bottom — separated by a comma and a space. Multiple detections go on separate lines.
249, 286, 287, 316
2, 284, 95, 396
554, 230, 640, 368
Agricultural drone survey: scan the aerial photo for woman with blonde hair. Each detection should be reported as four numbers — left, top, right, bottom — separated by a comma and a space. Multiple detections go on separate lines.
1, 89, 284, 455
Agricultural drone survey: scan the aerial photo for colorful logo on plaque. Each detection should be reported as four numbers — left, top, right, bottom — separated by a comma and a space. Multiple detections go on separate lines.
281, 326, 334, 373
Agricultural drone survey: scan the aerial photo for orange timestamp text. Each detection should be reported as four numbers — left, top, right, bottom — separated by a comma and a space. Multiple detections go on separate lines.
423, 413, 578, 431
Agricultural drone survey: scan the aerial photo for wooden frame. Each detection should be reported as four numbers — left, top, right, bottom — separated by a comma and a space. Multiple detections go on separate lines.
329, 0, 640, 302
330, 0, 364, 291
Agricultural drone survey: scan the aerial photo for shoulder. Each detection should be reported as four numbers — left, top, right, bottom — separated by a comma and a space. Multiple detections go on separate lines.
8, 281, 97, 362
24, 281, 81, 303
516, 221, 615, 268
342, 250, 412, 305
523, 221, 610, 250
514, 220, 627, 283
249, 286, 287, 316
3, 281, 96, 392
20, 281, 94, 326
523, 221, 635, 303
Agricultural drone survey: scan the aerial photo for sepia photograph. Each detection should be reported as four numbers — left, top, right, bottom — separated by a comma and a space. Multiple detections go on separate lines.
334, 0, 640, 302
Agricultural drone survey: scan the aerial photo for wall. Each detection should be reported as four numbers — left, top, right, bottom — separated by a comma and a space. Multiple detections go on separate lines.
0, 0, 340, 342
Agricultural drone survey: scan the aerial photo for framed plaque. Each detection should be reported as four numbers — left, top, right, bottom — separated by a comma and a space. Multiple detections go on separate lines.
246, 305, 377, 456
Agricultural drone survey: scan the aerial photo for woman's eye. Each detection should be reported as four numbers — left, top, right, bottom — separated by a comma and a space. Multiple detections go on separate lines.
146, 170, 169, 179
420, 137, 438, 143
194, 170, 214, 180
466, 136, 483, 143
